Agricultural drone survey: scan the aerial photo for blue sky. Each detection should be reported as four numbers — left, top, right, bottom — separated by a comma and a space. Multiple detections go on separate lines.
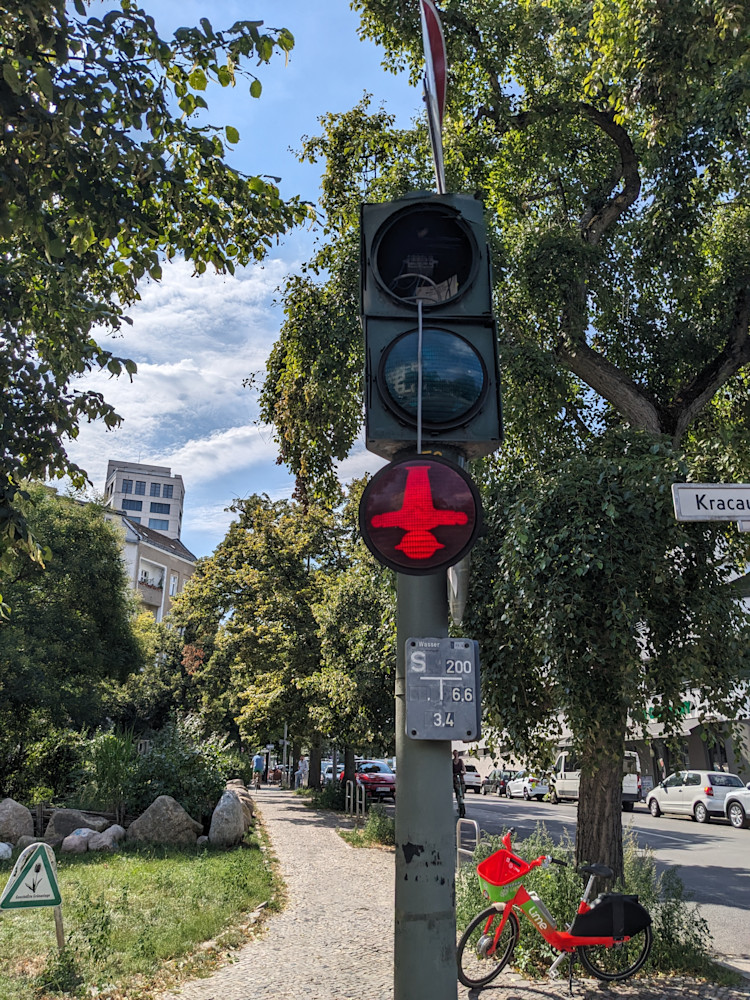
68, 1, 423, 559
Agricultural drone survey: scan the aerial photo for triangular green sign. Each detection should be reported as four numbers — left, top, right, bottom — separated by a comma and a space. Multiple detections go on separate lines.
0, 843, 62, 909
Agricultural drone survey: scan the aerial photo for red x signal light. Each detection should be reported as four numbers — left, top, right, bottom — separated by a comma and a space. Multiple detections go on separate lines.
359, 455, 482, 575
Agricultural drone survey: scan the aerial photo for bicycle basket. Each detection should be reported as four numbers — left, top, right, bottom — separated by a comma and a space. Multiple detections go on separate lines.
477, 849, 532, 904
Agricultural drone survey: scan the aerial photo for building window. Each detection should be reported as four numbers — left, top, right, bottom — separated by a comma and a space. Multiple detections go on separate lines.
162, 484, 174, 498
129, 516, 141, 523
169, 573, 179, 597
150, 502, 170, 514
121, 479, 133, 494
150, 483, 161, 497
122, 499, 143, 511
149, 518, 169, 531
135, 481, 146, 495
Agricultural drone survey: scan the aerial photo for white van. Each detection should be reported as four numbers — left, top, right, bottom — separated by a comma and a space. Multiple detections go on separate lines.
551, 750, 641, 811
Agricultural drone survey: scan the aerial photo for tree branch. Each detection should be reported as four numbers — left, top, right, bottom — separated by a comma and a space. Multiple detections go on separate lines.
668, 288, 750, 443
556, 338, 663, 433
578, 105, 641, 245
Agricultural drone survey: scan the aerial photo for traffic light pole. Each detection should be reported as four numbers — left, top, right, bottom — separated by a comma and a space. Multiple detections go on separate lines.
394, 570, 457, 1000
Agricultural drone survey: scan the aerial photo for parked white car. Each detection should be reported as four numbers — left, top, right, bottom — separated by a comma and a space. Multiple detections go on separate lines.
506, 770, 549, 801
463, 763, 482, 794
724, 784, 750, 829
646, 770, 746, 823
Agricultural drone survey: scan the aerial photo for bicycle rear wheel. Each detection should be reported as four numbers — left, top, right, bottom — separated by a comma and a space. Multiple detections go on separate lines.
457, 907, 519, 988
578, 924, 652, 981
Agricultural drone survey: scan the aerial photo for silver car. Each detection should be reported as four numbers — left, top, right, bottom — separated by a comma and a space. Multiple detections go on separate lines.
646, 770, 746, 823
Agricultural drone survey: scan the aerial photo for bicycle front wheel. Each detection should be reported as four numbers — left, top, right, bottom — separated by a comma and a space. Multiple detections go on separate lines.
457, 907, 519, 989
578, 923, 652, 982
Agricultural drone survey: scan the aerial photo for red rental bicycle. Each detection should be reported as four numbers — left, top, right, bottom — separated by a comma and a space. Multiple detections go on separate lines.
457, 829, 652, 989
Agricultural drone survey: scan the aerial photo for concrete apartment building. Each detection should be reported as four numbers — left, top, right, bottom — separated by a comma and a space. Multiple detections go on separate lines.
104, 460, 185, 538
103, 461, 196, 621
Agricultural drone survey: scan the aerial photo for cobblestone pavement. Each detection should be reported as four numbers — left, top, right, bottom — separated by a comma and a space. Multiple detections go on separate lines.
156, 788, 750, 1000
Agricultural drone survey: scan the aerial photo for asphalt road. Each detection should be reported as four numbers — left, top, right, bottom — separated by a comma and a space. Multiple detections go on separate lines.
455, 791, 750, 968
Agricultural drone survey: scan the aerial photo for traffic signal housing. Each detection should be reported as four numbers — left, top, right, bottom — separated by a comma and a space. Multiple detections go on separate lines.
360, 192, 502, 460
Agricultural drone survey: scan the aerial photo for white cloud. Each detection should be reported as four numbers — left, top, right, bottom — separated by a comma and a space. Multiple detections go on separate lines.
165, 424, 282, 487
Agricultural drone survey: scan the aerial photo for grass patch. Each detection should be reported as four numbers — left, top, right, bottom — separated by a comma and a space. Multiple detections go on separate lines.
339, 804, 395, 849
456, 824, 741, 985
0, 830, 279, 1000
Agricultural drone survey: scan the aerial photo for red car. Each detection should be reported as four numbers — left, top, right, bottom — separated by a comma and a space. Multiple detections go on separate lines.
339, 759, 396, 800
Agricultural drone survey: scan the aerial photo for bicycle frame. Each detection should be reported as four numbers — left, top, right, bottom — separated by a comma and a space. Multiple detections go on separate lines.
482, 870, 634, 956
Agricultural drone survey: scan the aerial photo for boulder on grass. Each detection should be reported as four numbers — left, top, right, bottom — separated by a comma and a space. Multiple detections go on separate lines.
61, 828, 96, 854
0, 799, 33, 844
126, 796, 203, 847
88, 825, 126, 853
208, 790, 245, 848
44, 809, 110, 840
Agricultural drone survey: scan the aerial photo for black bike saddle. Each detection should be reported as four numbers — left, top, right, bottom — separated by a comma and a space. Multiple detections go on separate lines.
578, 863, 614, 878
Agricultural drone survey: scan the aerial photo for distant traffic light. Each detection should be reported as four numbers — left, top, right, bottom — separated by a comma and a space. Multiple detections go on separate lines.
360, 192, 502, 460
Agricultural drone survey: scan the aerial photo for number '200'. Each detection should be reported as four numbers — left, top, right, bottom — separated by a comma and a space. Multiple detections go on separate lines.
446, 659, 472, 674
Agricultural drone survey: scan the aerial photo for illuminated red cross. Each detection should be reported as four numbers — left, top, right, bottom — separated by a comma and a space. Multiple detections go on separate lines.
370, 463, 468, 560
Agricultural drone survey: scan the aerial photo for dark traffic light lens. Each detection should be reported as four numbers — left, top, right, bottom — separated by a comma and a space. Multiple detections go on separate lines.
381, 328, 486, 428
374, 204, 477, 307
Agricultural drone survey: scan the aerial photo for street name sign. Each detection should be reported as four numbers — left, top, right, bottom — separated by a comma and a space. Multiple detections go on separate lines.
405, 637, 481, 740
672, 483, 750, 521
0, 843, 62, 910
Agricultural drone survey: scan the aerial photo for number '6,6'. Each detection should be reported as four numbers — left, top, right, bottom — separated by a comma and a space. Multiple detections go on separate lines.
451, 687, 473, 702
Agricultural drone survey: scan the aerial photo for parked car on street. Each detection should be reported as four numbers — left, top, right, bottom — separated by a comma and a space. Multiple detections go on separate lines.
646, 770, 746, 823
481, 769, 514, 796
463, 763, 482, 794
506, 770, 549, 801
724, 784, 750, 829
339, 759, 396, 801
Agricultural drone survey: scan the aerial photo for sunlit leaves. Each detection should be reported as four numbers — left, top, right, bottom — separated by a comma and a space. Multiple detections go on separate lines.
0, 1, 314, 576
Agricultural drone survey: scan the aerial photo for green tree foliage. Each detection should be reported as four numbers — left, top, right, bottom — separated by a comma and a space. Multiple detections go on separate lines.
0, 483, 144, 793
306, 486, 396, 754
101, 611, 188, 733
170, 495, 347, 751
170, 487, 396, 762
260, 2, 750, 875
0, 1, 313, 583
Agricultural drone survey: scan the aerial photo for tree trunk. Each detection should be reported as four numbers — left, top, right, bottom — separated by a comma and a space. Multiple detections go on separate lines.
575, 723, 626, 882
308, 741, 322, 790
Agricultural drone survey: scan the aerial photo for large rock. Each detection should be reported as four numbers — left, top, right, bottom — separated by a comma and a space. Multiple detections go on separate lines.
235, 790, 254, 830
208, 790, 245, 847
0, 799, 33, 844
44, 809, 110, 840
126, 796, 203, 846
61, 828, 96, 854
16, 835, 62, 851
88, 825, 126, 853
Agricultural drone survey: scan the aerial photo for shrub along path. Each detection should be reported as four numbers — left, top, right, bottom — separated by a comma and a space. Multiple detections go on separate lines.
156, 788, 750, 1000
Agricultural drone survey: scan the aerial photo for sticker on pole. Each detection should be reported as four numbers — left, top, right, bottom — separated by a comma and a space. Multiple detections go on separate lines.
0, 843, 62, 909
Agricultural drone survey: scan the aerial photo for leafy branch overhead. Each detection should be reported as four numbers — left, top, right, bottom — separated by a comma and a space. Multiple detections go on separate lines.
0, 0, 313, 578
264, 0, 750, 488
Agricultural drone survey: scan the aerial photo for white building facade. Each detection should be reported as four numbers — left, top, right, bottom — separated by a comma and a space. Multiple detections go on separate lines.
104, 460, 185, 539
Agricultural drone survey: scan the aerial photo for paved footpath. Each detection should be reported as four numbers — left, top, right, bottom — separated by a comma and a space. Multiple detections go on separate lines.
157, 788, 750, 1000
